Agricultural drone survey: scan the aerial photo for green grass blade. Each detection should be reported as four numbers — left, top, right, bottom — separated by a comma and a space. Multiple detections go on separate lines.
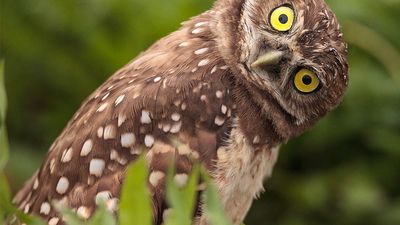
202, 170, 233, 225
54, 202, 85, 225
14, 210, 47, 225
0, 60, 9, 170
164, 165, 199, 225
0, 173, 11, 223
119, 155, 152, 225
88, 203, 116, 225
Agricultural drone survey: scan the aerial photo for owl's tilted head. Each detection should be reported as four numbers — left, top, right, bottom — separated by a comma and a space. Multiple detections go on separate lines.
213, 0, 348, 138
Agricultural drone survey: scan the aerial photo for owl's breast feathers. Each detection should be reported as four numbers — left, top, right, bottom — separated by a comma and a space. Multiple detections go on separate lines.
14, 12, 281, 225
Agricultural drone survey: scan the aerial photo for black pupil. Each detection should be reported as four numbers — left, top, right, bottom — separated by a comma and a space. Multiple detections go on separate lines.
279, 14, 288, 24
302, 75, 313, 85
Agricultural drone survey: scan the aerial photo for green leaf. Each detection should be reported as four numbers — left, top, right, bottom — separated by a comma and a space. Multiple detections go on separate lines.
0, 173, 11, 223
88, 202, 116, 225
15, 212, 47, 225
164, 165, 200, 225
0, 60, 9, 170
54, 202, 84, 225
202, 170, 233, 225
0, 174, 45, 225
119, 155, 152, 225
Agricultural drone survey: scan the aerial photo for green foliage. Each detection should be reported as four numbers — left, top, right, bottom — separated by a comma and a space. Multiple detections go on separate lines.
13, 212, 47, 225
202, 172, 232, 225
1, 152, 235, 225
119, 155, 152, 225
0, 60, 9, 170
1, 0, 400, 225
164, 165, 199, 225
0, 173, 11, 223
89, 204, 117, 225
0, 60, 11, 223
55, 201, 116, 225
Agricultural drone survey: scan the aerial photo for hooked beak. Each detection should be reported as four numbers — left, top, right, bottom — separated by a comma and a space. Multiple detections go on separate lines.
251, 50, 286, 69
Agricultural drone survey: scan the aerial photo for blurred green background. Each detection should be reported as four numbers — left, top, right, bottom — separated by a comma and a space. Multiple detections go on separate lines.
1, 0, 400, 224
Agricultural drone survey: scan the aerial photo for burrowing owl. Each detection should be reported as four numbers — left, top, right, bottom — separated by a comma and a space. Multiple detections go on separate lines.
14, 0, 348, 224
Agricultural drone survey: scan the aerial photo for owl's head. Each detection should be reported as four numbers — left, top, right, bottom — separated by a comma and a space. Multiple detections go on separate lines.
214, 0, 348, 137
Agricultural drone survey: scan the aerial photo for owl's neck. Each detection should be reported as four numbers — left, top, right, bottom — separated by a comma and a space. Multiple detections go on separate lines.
233, 77, 318, 143
226, 78, 285, 150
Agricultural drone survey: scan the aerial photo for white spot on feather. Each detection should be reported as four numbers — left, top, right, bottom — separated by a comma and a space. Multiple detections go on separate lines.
33, 178, 39, 190
216, 90, 223, 98
106, 198, 119, 212
171, 113, 181, 122
24, 204, 30, 213
141, 110, 152, 124
48, 217, 59, 225
192, 28, 204, 34
97, 127, 104, 138
149, 171, 165, 187
221, 105, 228, 114
154, 77, 162, 83
101, 93, 110, 101
162, 123, 171, 133
144, 135, 155, 148
77, 206, 91, 219
211, 66, 217, 74
61, 148, 73, 163
195, 21, 209, 27
170, 121, 182, 133
97, 103, 108, 112
56, 177, 69, 194
194, 48, 208, 55
115, 95, 125, 106
110, 149, 119, 161
95, 191, 112, 204
179, 42, 190, 47
253, 136, 261, 144
181, 103, 187, 110
214, 116, 225, 126
104, 124, 116, 140
118, 114, 127, 127
40, 202, 51, 215
50, 158, 56, 174
89, 159, 106, 177
198, 59, 210, 67
121, 133, 136, 148
80, 139, 93, 156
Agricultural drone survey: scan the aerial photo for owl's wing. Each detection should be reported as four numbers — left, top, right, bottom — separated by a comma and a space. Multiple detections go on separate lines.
14, 12, 234, 225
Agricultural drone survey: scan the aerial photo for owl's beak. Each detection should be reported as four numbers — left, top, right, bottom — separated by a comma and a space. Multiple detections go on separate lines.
251, 50, 286, 69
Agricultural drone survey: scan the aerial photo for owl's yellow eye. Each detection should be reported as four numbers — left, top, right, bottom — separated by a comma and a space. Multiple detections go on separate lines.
294, 69, 320, 93
270, 6, 295, 32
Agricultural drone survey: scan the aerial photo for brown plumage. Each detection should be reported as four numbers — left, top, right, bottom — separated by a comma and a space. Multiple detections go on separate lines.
14, 0, 348, 224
